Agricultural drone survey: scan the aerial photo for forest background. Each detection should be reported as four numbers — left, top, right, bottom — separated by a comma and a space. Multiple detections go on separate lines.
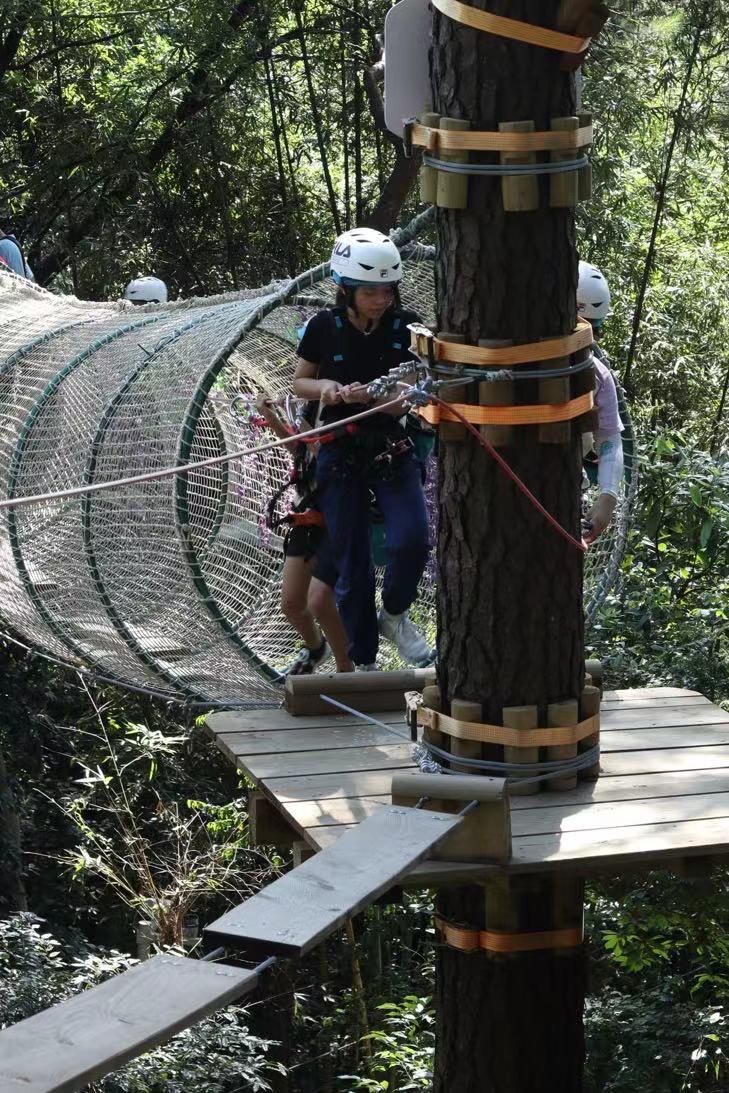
1, 0, 729, 1089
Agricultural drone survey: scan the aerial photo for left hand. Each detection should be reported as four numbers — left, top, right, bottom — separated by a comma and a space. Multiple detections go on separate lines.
584, 493, 617, 543
339, 383, 372, 405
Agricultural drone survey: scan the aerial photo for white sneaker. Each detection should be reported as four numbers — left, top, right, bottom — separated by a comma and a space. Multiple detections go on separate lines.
355, 662, 378, 672
378, 609, 433, 666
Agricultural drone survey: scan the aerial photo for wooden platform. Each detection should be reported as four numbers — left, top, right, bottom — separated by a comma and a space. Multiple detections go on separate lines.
207, 688, 729, 879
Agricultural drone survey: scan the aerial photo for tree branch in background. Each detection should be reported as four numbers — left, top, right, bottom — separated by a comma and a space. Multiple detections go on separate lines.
362, 42, 421, 232
623, 10, 707, 390
0, 10, 30, 83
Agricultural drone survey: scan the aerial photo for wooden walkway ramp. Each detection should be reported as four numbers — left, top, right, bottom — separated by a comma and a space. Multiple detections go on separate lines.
207, 683, 729, 879
0, 955, 259, 1093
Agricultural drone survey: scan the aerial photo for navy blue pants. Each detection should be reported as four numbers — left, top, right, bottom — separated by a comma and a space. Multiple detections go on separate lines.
315, 445, 430, 665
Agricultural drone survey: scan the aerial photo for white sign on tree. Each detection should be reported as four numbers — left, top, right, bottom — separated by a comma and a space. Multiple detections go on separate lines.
383, 0, 432, 138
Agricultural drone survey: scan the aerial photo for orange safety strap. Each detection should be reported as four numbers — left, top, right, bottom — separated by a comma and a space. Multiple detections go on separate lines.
431, 0, 590, 54
418, 706, 599, 748
411, 122, 593, 154
435, 916, 584, 953
419, 392, 593, 428
287, 509, 325, 528
410, 320, 594, 368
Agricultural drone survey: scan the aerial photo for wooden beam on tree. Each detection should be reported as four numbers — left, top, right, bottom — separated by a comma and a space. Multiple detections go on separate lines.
430, 1, 588, 1090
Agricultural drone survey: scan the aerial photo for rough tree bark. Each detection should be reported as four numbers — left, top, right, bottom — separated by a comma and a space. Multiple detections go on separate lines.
431, 1, 586, 1090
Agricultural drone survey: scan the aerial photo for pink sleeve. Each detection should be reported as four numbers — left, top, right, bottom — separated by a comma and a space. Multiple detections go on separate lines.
593, 359, 623, 435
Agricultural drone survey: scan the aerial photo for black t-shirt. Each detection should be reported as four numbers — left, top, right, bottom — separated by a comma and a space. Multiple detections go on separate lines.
296, 307, 419, 426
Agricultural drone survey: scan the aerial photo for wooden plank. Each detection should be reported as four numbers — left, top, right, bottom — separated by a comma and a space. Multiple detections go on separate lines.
510, 768, 729, 810
510, 816, 729, 872
512, 791, 729, 838
266, 770, 404, 803
287, 796, 391, 828
600, 694, 708, 711
234, 743, 416, 782
208, 709, 406, 735
205, 807, 462, 956
600, 746, 729, 778
0, 955, 257, 1093
600, 704, 729, 731
217, 723, 407, 760
602, 687, 701, 703
600, 725, 729, 752
307, 825, 357, 850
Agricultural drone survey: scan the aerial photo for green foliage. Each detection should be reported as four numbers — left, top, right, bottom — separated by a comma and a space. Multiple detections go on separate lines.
340, 995, 435, 1091
589, 434, 729, 701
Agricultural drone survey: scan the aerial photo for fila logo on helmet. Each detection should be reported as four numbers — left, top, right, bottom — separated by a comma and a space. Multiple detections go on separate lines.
334, 243, 351, 258
379, 269, 388, 278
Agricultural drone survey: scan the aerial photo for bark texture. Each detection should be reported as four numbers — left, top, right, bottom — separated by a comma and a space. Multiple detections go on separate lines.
431, 2, 586, 1089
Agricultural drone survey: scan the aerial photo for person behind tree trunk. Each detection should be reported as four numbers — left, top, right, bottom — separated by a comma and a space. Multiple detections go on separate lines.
0, 229, 34, 281
293, 228, 432, 670
578, 260, 624, 543
255, 395, 354, 676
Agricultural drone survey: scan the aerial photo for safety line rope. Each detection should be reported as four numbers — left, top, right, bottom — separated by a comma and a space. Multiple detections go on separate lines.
422, 153, 589, 176
420, 737, 600, 783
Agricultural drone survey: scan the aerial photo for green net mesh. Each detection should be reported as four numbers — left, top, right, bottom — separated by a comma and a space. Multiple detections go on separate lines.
0, 214, 638, 707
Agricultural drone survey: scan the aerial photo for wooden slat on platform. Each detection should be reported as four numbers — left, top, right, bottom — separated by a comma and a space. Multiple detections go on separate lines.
214, 723, 409, 761
209, 709, 407, 734
229, 742, 415, 782
0, 955, 257, 1093
601, 704, 729, 730
205, 807, 461, 956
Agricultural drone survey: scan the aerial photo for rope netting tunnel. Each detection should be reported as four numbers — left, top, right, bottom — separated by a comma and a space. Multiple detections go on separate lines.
0, 211, 638, 708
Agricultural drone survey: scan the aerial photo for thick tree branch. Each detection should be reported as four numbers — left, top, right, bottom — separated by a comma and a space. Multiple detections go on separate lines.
0, 14, 29, 82
362, 41, 421, 232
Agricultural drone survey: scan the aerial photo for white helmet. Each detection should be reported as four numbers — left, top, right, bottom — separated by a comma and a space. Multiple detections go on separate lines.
577, 261, 610, 323
330, 227, 402, 286
124, 276, 168, 304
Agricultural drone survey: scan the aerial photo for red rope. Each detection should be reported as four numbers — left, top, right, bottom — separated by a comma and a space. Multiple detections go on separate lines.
429, 393, 587, 555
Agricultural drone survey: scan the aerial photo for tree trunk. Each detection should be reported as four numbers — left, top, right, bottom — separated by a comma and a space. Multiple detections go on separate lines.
431, 2, 586, 1089
0, 744, 27, 916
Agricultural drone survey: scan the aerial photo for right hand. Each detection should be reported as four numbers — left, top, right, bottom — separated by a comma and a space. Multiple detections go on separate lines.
320, 380, 344, 406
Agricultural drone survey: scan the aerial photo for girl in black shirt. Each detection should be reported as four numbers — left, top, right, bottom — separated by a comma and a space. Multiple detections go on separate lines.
293, 228, 432, 669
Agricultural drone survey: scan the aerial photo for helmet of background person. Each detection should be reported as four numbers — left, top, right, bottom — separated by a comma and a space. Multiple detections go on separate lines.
577, 261, 611, 324
124, 276, 169, 304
